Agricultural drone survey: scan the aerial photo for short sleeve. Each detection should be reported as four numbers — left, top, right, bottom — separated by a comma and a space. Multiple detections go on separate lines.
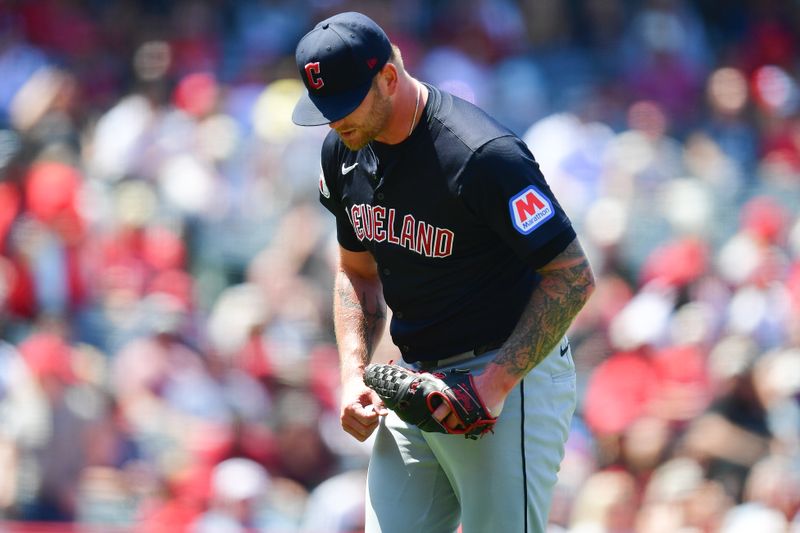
319, 133, 366, 252
458, 136, 575, 269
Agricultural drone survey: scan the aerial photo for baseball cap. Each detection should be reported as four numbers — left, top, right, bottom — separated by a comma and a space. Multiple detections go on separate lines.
292, 12, 391, 126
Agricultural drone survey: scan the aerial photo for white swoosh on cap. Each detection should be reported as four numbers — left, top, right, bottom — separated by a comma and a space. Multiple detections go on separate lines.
341, 162, 358, 175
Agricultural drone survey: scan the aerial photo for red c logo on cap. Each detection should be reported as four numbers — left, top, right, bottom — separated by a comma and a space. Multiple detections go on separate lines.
304, 62, 324, 90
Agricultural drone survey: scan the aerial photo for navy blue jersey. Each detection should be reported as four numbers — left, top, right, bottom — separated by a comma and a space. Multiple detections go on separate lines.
319, 84, 575, 362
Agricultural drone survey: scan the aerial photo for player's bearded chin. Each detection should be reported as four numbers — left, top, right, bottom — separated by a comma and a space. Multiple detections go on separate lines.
335, 122, 369, 150
336, 90, 392, 150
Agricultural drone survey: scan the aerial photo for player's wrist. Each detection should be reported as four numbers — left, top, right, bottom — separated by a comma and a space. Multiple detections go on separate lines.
340, 353, 371, 379
478, 362, 520, 397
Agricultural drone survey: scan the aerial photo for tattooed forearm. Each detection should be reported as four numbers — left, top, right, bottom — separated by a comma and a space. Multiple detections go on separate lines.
493, 238, 595, 379
334, 270, 387, 365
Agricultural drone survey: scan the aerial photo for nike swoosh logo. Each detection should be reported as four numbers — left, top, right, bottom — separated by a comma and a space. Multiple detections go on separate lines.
341, 162, 358, 174
560, 341, 569, 357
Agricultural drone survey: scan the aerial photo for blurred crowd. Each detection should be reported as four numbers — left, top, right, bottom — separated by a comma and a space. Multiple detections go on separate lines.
0, 0, 799, 532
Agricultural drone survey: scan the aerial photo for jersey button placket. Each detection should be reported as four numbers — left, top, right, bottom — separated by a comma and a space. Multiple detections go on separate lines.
376, 192, 384, 201
382, 268, 391, 275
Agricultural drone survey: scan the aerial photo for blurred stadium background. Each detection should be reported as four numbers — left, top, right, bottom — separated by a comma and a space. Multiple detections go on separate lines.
0, 0, 798, 531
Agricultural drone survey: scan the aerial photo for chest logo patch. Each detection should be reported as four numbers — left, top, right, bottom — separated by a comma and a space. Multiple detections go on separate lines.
509, 186, 554, 234
318, 171, 330, 199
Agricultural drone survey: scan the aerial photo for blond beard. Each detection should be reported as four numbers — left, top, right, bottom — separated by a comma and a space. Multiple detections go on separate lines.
336, 90, 392, 150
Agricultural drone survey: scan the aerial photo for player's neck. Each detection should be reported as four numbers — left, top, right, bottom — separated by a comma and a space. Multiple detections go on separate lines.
375, 78, 427, 145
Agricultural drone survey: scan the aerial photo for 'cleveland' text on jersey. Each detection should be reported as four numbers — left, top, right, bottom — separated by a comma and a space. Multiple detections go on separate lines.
347, 203, 455, 258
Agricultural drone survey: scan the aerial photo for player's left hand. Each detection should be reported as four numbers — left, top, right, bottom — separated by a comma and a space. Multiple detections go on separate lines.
432, 371, 506, 432
364, 364, 498, 438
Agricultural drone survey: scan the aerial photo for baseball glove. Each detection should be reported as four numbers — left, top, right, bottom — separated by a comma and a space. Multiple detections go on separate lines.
363, 363, 497, 439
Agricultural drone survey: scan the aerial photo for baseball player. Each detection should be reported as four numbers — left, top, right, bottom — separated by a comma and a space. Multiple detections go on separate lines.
292, 12, 595, 533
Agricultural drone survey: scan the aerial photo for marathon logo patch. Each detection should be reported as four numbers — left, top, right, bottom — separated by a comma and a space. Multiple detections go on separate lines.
509, 186, 554, 234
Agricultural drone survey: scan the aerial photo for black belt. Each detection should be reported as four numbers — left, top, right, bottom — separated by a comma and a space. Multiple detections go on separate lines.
473, 339, 504, 356
416, 339, 504, 371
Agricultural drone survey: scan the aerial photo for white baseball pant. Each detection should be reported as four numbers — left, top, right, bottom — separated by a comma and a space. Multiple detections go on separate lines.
364, 338, 576, 533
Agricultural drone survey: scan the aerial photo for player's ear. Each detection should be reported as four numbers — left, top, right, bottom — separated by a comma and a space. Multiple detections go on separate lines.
378, 63, 399, 95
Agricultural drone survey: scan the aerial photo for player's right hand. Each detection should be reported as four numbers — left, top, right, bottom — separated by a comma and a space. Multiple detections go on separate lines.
340, 380, 388, 442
